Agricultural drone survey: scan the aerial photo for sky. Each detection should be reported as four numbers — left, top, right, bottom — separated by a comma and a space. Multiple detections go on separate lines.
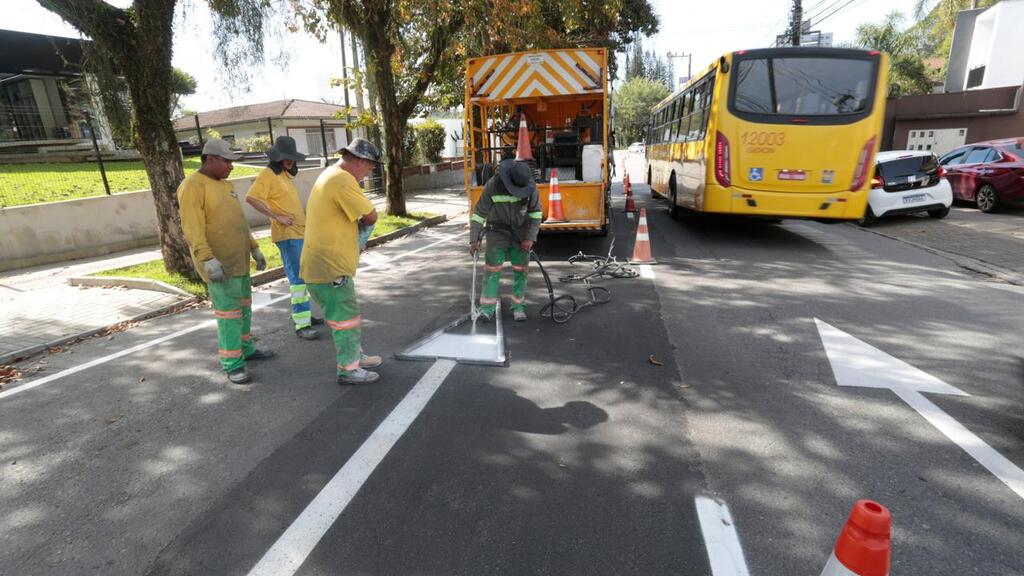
4, 0, 925, 111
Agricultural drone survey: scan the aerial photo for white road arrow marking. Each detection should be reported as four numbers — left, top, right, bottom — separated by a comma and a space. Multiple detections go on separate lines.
816, 319, 1024, 500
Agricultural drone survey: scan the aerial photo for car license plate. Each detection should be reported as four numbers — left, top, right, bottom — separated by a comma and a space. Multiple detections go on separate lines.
903, 194, 926, 204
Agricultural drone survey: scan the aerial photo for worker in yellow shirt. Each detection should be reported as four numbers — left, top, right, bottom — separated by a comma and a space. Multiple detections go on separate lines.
300, 138, 382, 385
178, 139, 273, 385
245, 136, 320, 341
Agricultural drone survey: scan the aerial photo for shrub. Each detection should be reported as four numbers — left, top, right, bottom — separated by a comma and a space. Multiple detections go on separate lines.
414, 119, 446, 164
236, 135, 272, 153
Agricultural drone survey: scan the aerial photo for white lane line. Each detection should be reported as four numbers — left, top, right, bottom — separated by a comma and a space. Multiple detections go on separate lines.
696, 496, 751, 576
0, 293, 290, 400
1, 232, 463, 401
246, 359, 458, 576
639, 264, 655, 279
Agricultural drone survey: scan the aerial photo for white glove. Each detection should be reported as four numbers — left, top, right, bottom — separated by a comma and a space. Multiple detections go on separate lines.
251, 247, 267, 271
204, 258, 226, 282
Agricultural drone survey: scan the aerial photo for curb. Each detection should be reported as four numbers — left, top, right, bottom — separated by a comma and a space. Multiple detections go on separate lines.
852, 224, 1024, 286
67, 275, 194, 297
1, 214, 450, 367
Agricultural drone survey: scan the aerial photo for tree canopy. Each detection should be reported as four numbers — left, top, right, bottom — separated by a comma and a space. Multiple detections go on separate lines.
613, 76, 670, 146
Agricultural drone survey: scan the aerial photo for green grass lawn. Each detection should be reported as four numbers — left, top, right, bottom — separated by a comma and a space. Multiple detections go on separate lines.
91, 212, 434, 298
0, 158, 262, 207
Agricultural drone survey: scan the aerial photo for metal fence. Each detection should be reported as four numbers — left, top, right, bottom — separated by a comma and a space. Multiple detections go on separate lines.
0, 101, 126, 208
1, 107, 386, 208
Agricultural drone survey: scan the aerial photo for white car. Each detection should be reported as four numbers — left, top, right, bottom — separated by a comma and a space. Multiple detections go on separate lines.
859, 150, 953, 227
627, 142, 645, 155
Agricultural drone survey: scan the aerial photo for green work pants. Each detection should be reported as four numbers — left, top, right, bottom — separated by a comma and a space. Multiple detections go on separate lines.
480, 243, 529, 314
307, 279, 362, 376
208, 275, 256, 372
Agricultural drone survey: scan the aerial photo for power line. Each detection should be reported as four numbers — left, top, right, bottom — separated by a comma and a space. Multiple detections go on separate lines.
804, 0, 848, 23
814, 0, 866, 27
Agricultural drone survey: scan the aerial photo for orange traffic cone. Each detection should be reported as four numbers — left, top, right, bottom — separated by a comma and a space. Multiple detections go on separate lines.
515, 113, 533, 161
624, 171, 632, 196
630, 208, 655, 264
545, 169, 567, 223
820, 500, 891, 576
624, 189, 636, 213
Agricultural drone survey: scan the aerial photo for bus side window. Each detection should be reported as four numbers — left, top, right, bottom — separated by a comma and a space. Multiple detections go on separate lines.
699, 77, 714, 139
690, 84, 705, 141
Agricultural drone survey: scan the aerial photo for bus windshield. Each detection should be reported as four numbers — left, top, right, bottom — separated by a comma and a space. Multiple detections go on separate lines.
732, 56, 875, 117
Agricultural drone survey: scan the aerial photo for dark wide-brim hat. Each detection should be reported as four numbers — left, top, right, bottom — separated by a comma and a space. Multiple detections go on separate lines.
339, 137, 383, 164
267, 136, 307, 162
498, 159, 534, 198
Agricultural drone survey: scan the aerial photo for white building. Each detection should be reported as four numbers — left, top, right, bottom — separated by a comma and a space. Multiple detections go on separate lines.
946, 0, 1024, 92
172, 99, 360, 156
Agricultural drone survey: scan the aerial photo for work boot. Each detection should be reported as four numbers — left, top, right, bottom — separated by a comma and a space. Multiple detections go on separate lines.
296, 326, 320, 340
360, 353, 383, 369
476, 309, 493, 322
337, 368, 380, 385
227, 368, 251, 384
311, 317, 325, 326
513, 309, 527, 322
246, 348, 275, 361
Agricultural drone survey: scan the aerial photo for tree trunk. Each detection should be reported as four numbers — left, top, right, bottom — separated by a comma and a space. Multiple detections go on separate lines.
369, 43, 408, 216
124, 1, 195, 277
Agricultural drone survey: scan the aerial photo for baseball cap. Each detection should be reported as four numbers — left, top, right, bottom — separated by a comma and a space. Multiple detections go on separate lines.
202, 138, 242, 160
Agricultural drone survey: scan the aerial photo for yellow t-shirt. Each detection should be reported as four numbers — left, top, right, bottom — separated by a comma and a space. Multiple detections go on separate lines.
177, 171, 257, 282
300, 166, 375, 283
246, 167, 305, 242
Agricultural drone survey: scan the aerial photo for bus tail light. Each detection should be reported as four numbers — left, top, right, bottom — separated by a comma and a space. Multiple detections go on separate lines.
850, 136, 877, 191
715, 131, 731, 187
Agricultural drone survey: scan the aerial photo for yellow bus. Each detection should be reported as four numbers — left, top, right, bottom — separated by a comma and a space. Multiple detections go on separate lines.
646, 47, 889, 220
464, 48, 611, 234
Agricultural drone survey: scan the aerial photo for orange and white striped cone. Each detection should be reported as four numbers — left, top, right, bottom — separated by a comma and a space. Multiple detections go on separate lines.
545, 169, 567, 223
624, 189, 636, 213
820, 500, 891, 576
515, 112, 533, 162
630, 208, 655, 264
623, 171, 632, 196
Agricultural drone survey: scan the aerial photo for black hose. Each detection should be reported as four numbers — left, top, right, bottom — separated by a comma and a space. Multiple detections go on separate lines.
477, 224, 613, 324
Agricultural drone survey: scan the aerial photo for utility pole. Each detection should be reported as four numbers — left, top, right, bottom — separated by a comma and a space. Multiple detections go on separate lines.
339, 27, 353, 144
790, 0, 803, 47
350, 33, 365, 120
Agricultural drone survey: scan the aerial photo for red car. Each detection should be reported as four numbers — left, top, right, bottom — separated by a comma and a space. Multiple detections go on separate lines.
938, 139, 1024, 212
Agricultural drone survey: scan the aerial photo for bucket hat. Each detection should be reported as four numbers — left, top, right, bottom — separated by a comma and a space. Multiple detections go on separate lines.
340, 138, 382, 164
266, 136, 307, 162
498, 159, 534, 199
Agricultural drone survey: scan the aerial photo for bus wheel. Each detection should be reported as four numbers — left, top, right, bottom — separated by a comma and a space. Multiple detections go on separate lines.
668, 176, 681, 219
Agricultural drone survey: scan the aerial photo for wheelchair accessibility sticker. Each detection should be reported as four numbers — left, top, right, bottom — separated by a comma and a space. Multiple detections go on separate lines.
749, 167, 764, 182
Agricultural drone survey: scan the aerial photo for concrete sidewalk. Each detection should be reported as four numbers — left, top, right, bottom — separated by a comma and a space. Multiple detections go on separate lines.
0, 186, 468, 366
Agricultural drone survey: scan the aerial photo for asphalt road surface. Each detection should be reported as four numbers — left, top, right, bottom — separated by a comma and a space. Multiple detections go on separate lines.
2, 166, 1022, 575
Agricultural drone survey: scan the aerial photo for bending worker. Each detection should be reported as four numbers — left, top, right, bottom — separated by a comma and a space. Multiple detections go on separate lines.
300, 138, 383, 385
469, 159, 543, 322
245, 136, 320, 341
178, 139, 273, 385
